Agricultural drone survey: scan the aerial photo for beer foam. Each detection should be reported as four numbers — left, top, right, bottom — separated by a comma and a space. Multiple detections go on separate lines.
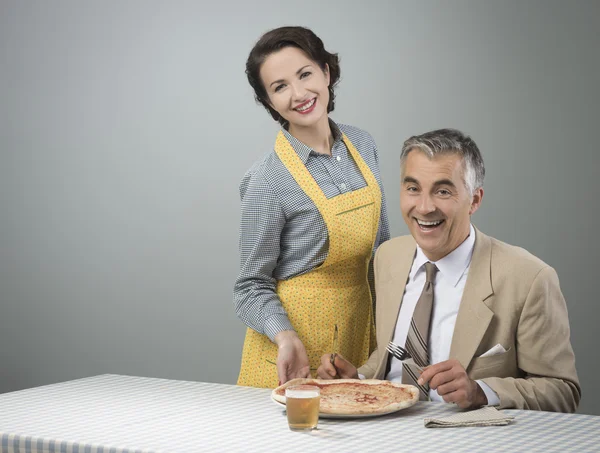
285, 386, 320, 399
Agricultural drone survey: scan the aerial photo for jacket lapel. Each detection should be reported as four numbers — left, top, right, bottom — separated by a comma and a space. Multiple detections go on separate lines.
449, 228, 494, 370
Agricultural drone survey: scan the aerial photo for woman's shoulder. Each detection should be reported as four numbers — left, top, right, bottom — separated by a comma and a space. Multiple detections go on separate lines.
242, 148, 284, 180
239, 149, 285, 198
336, 122, 377, 149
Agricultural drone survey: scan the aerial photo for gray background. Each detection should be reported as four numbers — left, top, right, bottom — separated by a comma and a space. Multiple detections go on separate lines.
1, 0, 598, 415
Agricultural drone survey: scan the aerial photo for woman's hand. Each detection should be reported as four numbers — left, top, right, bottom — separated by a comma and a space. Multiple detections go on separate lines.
274, 330, 311, 384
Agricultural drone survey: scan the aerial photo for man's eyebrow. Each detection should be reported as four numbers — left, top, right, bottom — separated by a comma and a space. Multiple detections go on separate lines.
433, 179, 457, 188
269, 65, 312, 88
402, 177, 458, 188
402, 176, 419, 184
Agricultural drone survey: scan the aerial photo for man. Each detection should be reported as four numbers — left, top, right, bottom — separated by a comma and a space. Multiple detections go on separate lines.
317, 129, 580, 412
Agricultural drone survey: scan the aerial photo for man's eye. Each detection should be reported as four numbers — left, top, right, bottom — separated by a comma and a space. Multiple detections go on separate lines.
406, 186, 418, 192
438, 189, 451, 196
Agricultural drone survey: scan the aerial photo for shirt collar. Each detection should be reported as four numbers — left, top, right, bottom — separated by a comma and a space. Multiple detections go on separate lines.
281, 119, 343, 164
410, 224, 476, 287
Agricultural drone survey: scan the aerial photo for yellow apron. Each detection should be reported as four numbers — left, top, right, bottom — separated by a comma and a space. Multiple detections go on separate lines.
237, 131, 382, 388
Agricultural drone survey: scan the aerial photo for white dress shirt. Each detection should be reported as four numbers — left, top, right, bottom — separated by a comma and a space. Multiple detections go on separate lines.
387, 224, 499, 405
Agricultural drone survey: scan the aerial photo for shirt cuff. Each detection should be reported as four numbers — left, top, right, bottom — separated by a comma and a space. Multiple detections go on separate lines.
476, 379, 500, 406
358, 374, 366, 380
263, 314, 295, 342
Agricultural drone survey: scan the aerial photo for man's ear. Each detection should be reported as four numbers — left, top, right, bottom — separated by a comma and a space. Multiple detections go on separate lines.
469, 187, 484, 215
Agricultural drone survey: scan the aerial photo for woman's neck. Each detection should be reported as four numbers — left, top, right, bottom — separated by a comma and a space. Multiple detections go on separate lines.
288, 116, 333, 156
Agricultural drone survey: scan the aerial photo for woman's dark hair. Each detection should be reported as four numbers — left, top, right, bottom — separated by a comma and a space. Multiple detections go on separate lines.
246, 26, 341, 125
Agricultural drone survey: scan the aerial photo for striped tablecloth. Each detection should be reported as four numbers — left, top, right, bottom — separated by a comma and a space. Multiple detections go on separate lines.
0, 374, 598, 453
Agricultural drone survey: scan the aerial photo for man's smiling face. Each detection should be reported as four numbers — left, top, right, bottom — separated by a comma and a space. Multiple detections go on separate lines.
400, 150, 483, 261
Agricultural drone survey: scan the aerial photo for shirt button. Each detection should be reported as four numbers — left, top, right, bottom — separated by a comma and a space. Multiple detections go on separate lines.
340, 183, 347, 191
336, 155, 341, 162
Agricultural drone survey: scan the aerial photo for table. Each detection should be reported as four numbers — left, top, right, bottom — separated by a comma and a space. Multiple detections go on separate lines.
0, 374, 598, 452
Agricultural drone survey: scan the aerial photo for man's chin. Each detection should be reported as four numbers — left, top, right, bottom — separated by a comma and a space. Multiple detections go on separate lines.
413, 235, 445, 257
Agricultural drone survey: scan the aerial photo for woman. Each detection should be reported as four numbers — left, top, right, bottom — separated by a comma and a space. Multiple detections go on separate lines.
235, 26, 390, 388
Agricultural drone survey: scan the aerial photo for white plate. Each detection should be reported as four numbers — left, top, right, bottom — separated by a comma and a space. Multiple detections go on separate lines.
271, 396, 411, 419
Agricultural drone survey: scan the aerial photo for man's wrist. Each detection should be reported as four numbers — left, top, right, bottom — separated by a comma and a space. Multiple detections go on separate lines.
472, 380, 488, 408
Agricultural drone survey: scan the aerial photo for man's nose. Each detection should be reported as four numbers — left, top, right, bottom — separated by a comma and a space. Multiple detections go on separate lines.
416, 195, 436, 214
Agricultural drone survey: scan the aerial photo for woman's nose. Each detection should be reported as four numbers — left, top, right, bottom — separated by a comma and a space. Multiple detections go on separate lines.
290, 82, 307, 100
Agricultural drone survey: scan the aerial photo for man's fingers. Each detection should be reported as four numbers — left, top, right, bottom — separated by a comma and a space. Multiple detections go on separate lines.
317, 354, 338, 379
332, 354, 359, 379
441, 389, 470, 409
418, 365, 447, 386
418, 360, 459, 386
428, 368, 460, 390
316, 365, 336, 379
435, 379, 461, 396
317, 353, 358, 379
324, 354, 338, 376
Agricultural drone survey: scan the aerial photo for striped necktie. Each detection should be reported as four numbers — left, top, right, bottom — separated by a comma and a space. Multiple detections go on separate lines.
402, 261, 438, 400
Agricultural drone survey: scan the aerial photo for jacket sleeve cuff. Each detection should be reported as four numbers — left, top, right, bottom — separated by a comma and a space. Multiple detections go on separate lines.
476, 379, 500, 406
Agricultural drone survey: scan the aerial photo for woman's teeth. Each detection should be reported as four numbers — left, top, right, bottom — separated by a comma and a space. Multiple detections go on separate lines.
295, 99, 315, 111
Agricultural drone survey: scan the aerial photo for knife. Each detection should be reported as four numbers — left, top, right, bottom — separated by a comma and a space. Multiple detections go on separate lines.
330, 324, 339, 366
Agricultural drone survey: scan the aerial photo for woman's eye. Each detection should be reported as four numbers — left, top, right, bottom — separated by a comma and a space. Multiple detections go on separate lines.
274, 84, 285, 93
300, 71, 311, 79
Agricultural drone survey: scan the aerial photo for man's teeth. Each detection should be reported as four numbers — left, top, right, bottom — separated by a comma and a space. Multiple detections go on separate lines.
295, 99, 315, 111
417, 219, 442, 226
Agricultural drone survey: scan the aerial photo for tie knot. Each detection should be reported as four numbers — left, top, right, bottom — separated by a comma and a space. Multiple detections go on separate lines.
424, 262, 437, 283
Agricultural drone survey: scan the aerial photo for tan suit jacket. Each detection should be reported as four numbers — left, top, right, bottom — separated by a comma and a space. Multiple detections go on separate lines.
359, 228, 581, 412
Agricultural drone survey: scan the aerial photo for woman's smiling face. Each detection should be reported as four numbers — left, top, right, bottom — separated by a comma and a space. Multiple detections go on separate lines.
259, 46, 330, 132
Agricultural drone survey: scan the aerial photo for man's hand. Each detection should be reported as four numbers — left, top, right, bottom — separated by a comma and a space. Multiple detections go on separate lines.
316, 353, 359, 380
418, 359, 488, 409
274, 330, 311, 384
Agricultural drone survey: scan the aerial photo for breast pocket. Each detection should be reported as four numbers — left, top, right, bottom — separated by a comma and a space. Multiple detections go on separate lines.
468, 347, 516, 380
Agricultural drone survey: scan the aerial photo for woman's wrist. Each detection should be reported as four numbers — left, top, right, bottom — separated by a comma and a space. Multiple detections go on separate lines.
274, 330, 298, 347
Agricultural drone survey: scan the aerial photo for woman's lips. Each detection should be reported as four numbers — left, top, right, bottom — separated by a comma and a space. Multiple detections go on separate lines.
294, 98, 316, 114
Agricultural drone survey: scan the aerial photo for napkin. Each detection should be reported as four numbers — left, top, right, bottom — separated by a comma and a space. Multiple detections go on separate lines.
424, 406, 515, 428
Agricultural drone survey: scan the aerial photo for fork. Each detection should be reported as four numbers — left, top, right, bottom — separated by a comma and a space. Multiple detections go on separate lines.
386, 341, 424, 373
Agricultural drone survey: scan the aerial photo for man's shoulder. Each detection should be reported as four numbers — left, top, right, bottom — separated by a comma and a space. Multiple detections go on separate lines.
376, 235, 416, 259
480, 231, 553, 284
488, 235, 548, 269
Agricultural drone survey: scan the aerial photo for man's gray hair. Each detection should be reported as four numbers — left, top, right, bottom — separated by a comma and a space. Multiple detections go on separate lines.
400, 129, 485, 195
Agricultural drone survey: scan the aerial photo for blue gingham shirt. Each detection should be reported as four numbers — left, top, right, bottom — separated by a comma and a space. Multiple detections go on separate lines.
234, 120, 390, 341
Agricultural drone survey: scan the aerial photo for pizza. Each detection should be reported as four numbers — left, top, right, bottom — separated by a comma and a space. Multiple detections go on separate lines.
271, 378, 419, 415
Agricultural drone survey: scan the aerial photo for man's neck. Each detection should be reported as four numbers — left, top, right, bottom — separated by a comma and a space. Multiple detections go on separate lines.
422, 227, 472, 263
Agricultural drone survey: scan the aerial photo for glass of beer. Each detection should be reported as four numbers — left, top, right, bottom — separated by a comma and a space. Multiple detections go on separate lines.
285, 385, 321, 431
